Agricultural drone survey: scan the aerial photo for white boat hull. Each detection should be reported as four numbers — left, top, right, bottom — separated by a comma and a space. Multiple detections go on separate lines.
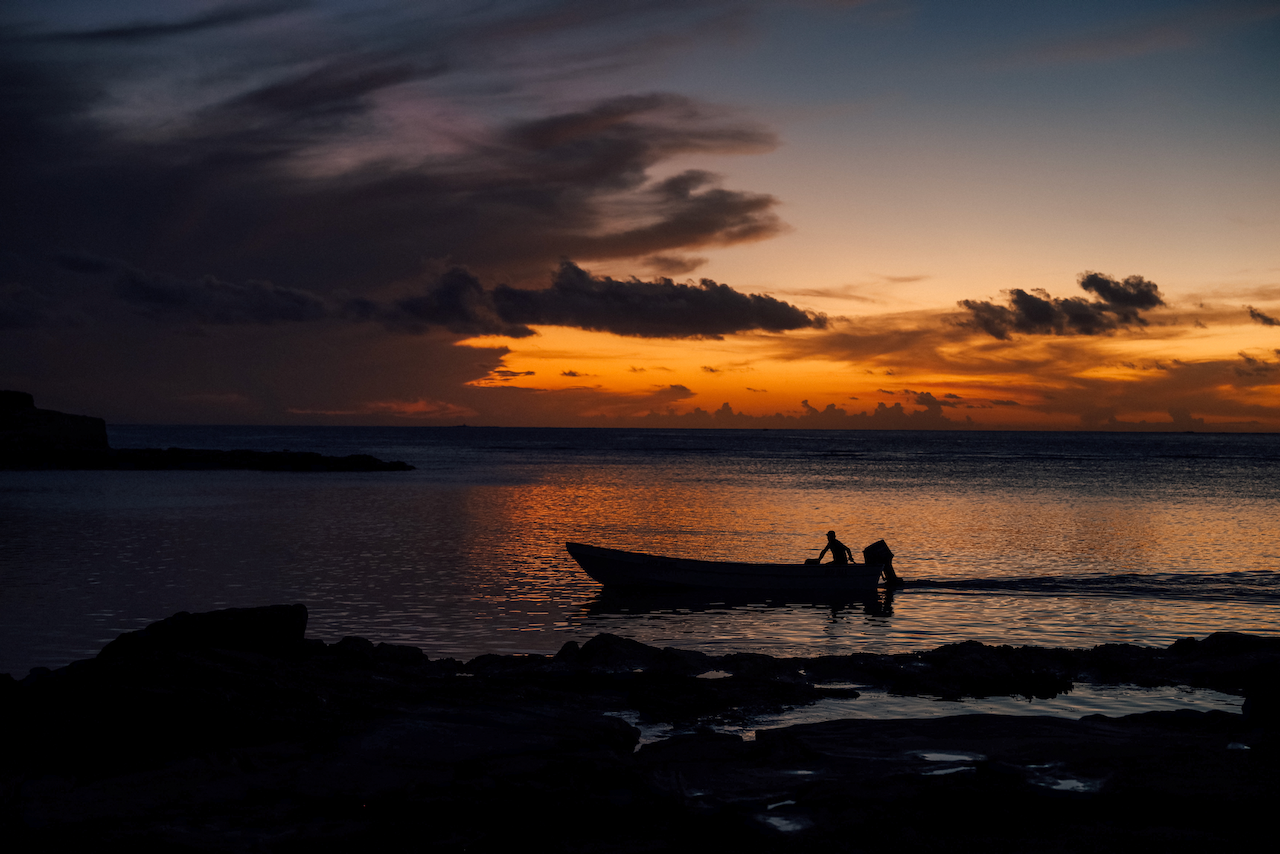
566, 542, 884, 592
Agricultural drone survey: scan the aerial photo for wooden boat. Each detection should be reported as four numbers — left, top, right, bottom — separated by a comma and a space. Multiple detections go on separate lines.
565, 541, 891, 592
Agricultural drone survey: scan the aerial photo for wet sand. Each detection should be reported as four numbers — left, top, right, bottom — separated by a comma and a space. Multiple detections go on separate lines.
5, 605, 1278, 852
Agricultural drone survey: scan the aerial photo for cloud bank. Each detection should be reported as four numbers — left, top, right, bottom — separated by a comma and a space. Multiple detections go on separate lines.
958, 272, 1165, 340
42, 256, 823, 340
1, 10, 782, 299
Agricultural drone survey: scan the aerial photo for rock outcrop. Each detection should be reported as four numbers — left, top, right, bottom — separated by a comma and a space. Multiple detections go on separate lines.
0, 390, 109, 463
3, 608, 1278, 851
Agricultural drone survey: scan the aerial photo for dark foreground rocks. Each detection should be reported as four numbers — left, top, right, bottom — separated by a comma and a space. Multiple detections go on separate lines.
4, 607, 1278, 852
0, 391, 413, 471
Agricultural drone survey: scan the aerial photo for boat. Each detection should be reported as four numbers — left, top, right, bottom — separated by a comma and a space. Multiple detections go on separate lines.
565, 541, 895, 593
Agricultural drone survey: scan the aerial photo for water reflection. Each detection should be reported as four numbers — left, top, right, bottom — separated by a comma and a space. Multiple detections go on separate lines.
584, 586, 897, 623
3, 428, 1279, 675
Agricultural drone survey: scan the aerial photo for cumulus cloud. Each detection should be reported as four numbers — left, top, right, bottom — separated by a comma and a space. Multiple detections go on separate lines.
490, 261, 825, 338
959, 271, 1166, 340
1078, 272, 1164, 311
655, 395, 972, 430
389, 261, 824, 338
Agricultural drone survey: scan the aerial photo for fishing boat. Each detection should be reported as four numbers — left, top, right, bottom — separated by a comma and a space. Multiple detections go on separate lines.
565, 541, 895, 592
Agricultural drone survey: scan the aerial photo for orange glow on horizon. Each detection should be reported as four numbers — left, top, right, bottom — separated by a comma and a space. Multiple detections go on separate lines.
450, 303, 1280, 431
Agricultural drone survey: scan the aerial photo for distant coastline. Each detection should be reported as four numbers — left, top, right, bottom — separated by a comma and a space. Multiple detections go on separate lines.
1, 391, 413, 471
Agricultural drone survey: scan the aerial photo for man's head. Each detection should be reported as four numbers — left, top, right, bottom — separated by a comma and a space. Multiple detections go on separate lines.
827, 530, 836, 539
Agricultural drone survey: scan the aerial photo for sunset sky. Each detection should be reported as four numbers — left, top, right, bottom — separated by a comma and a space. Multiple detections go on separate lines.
3, 1, 1278, 430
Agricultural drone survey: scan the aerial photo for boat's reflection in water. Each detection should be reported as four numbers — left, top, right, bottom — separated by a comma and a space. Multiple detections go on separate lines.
582, 585, 898, 622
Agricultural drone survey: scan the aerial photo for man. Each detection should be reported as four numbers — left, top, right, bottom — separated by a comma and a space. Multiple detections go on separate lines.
818, 530, 853, 564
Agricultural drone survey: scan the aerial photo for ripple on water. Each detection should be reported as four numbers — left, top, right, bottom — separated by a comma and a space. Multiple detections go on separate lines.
610, 682, 1242, 747
702, 683, 1244, 742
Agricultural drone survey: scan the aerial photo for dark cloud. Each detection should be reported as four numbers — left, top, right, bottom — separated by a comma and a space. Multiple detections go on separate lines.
1247, 305, 1279, 326
43, 2, 307, 43
385, 268, 534, 338
50, 258, 820, 340
380, 261, 824, 338
1078, 272, 1164, 311
1236, 351, 1279, 377
781, 286, 879, 303
643, 254, 708, 276
0, 20, 783, 302
959, 271, 1165, 340
113, 266, 329, 325
490, 261, 825, 338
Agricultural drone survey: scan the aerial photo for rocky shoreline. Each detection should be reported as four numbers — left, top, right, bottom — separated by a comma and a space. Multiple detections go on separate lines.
4, 605, 1278, 851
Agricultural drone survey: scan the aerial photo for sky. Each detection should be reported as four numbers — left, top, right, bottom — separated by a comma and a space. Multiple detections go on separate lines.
2, 0, 1278, 430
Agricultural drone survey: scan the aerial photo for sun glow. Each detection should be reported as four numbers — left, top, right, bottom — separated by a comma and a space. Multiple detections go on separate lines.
450, 299, 1280, 430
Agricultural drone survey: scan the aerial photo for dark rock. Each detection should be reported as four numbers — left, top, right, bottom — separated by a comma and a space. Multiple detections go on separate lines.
1079, 642, 1170, 686
0, 390, 36, 412
634, 729, 748, 772
374, 642, 429, 667
1172, 631, 1280, 658
801, 650, 900, 683
551, 638, 582, 662
574, 632, 669, 672
465, 652, 551, 676
1242, 677, 1280, 730
876, 641, 1076, 699
98, 604, 309, 661
0, 390, 109, 466
719, 652, 806, 682
654, 645, 717, 676
1161, 632, 1280, 695
6, 614, 1279, 852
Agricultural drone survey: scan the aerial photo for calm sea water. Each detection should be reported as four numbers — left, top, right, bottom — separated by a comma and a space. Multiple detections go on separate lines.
3, 428, 1278, 683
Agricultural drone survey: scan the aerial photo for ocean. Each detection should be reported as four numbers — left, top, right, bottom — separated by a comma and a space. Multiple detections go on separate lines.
3, 427, 1278, 693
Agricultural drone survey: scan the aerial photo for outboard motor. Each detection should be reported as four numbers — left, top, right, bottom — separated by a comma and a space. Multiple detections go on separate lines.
862, 540, 902, 586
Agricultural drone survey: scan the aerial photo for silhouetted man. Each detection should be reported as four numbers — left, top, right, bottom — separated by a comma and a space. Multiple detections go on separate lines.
819, 530, 853, 564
